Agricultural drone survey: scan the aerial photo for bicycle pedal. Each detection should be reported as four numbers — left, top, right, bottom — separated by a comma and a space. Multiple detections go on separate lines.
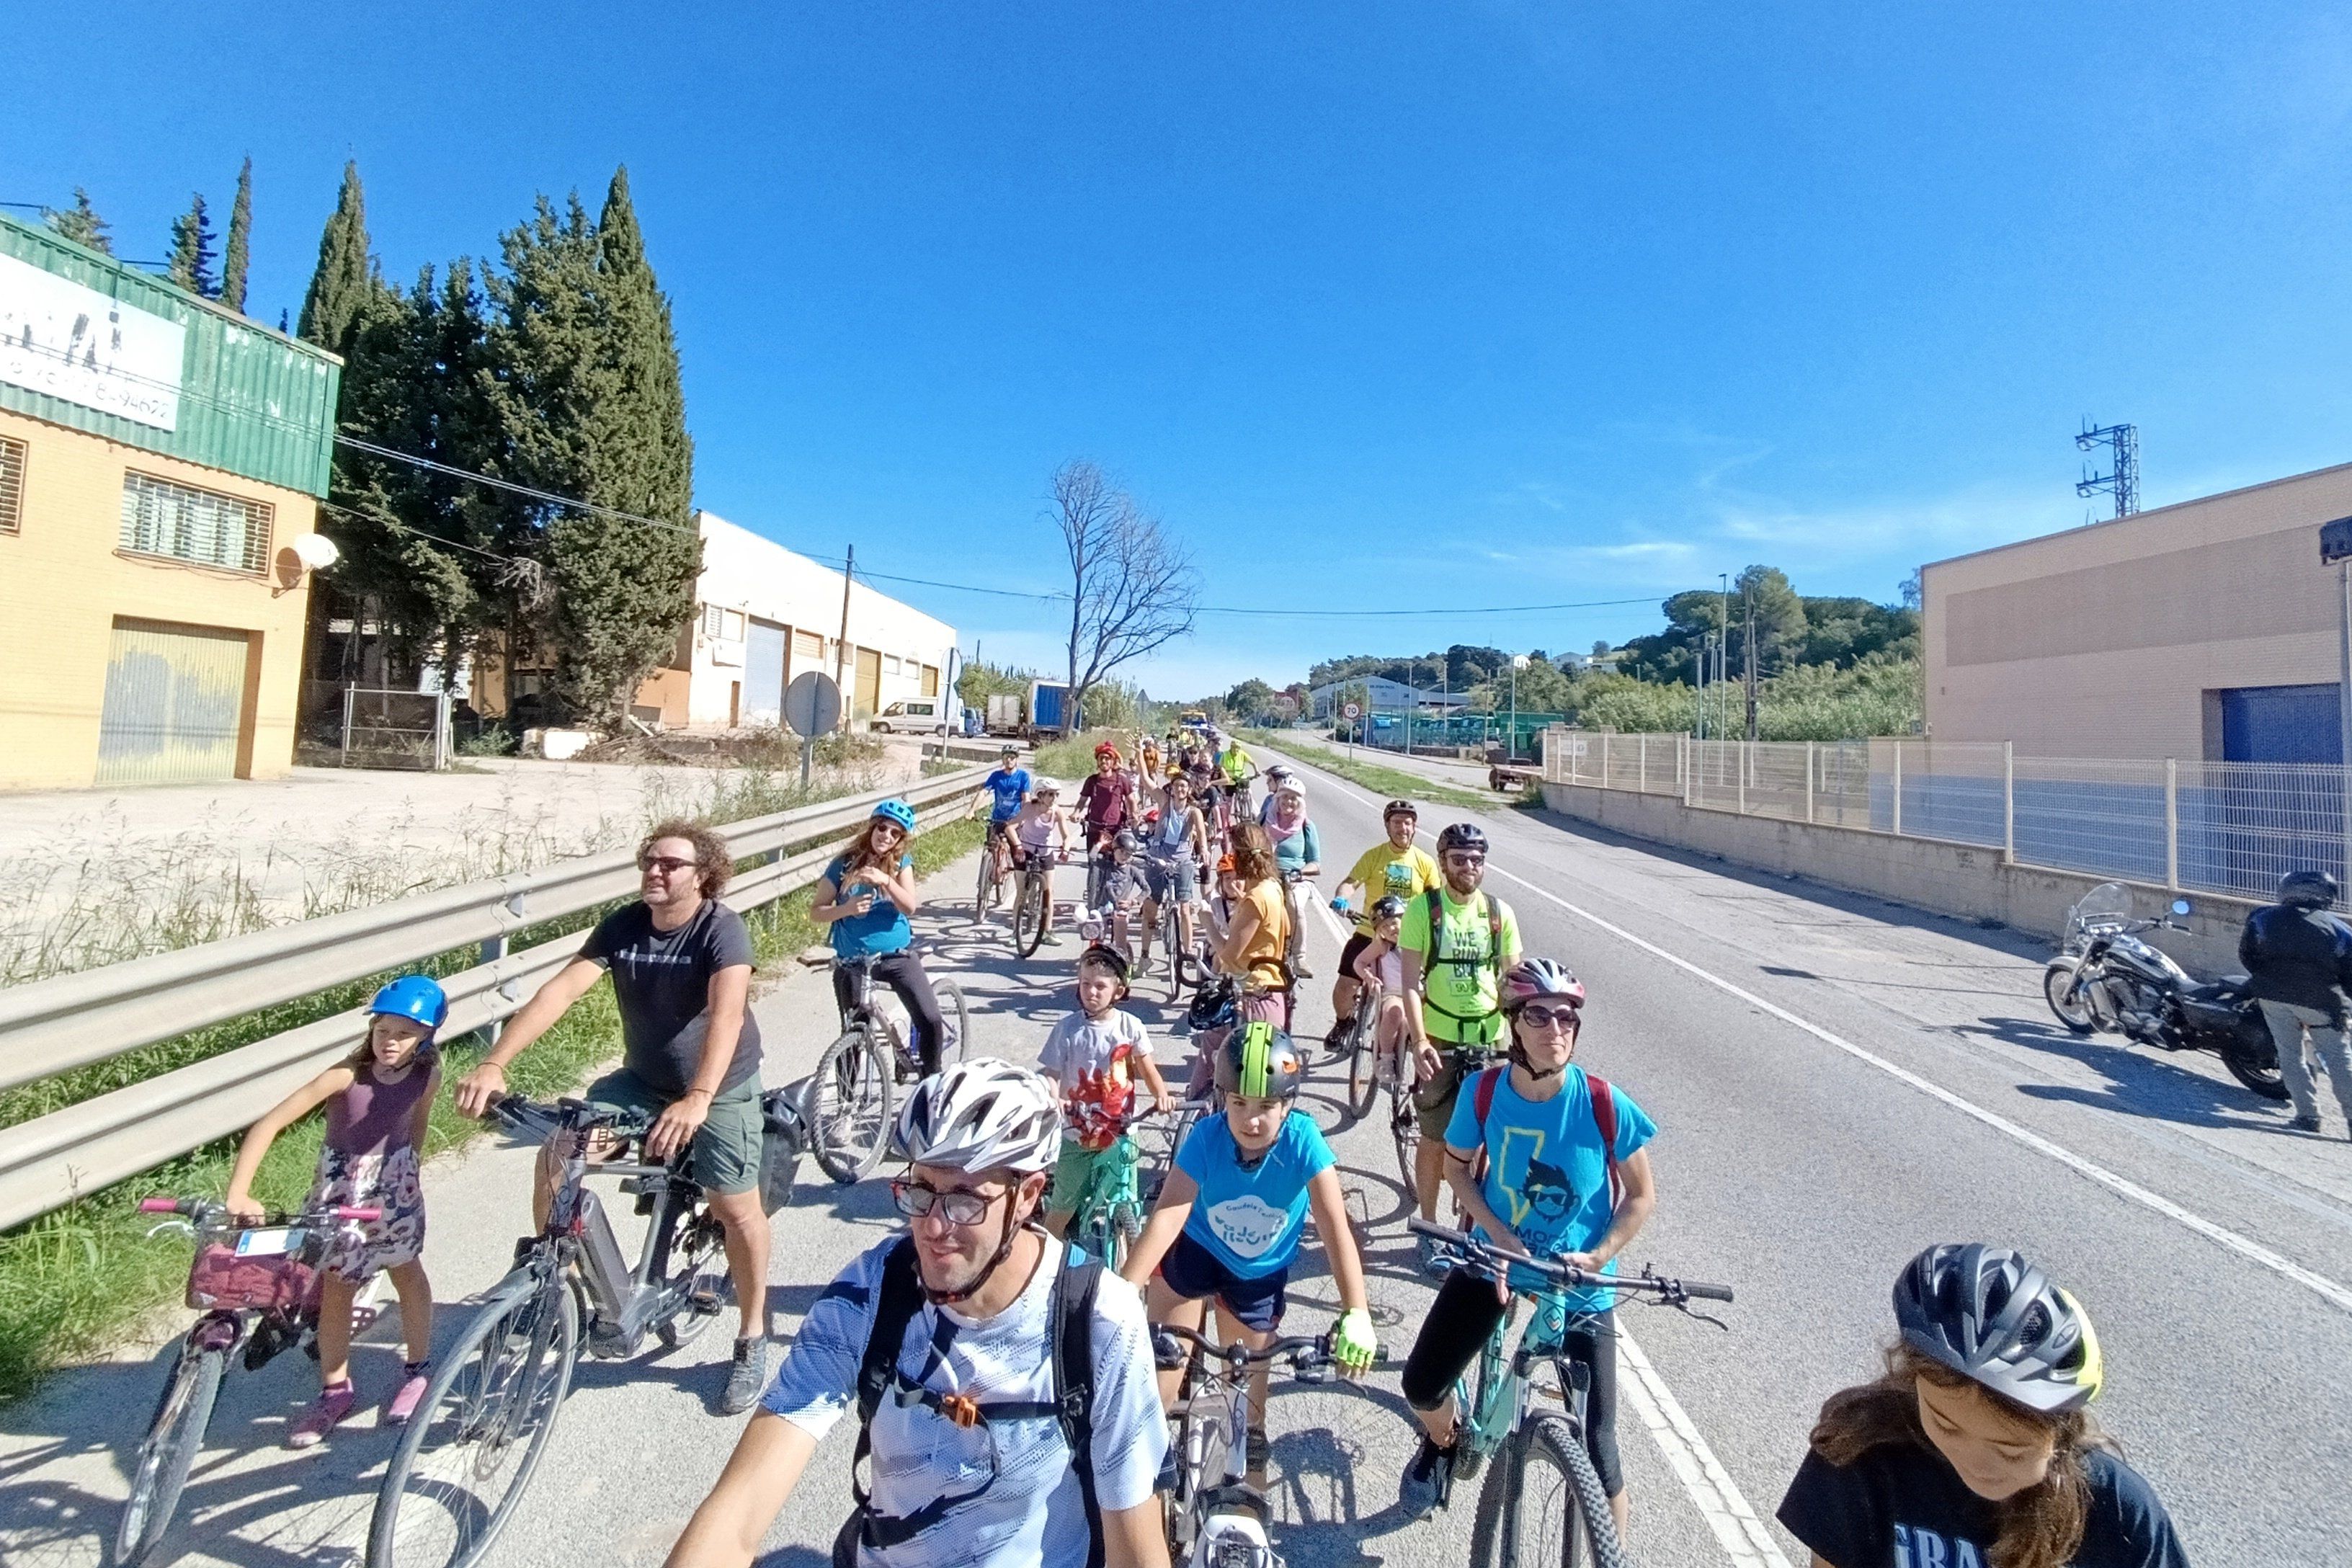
1451, 1446, 1485, 1484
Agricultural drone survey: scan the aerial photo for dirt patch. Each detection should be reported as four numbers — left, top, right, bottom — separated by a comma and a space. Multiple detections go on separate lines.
576, 729, 886, 770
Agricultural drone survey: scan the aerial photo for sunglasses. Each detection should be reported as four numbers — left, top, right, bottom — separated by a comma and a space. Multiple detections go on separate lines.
890, 1178, 1006, 1226
1445, 852, 1487, 867
1517, 1002, 1582, 1029
638, 855, 696, 876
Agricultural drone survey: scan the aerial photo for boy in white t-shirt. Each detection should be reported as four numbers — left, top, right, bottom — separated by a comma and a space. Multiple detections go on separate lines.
1041, 945, 1175, 1240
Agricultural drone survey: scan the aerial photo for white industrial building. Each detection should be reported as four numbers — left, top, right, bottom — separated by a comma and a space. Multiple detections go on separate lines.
631, 512, 960, 731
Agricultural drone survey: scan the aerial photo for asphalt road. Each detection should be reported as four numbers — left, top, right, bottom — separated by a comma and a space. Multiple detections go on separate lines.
4, 749, 2344, 1566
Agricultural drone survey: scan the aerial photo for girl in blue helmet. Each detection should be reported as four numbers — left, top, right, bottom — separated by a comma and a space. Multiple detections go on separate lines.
224, 974, 446, 1449
812, 800, 950, 1077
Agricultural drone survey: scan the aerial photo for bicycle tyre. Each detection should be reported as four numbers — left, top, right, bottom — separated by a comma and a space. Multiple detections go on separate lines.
654, 1199, 730, 1352
1344, 1003, 1379, 1119
936, 979, 971, 1069
811, 1026, 896, 1183
114, 1338, 226, 1567
368, 1278, 580, 1568
1390, 1079, 1420, 1191
1015, 870, 1049, 958
974, 847, 993, 919
1468, 1412, 1627, 1568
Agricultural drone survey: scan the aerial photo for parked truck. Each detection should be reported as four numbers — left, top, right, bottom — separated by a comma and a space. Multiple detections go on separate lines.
981, 680, 1076, 740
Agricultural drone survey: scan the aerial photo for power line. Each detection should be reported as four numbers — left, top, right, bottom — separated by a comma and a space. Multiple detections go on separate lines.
333, 437, 699, 537
840, 562, 1660, 619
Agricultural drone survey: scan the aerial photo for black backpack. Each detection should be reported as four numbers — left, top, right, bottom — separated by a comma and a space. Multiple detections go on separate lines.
834, 1235, 1107, 1568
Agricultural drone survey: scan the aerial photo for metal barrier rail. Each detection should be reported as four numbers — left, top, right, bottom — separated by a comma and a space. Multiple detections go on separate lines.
0, 767, 987, 1229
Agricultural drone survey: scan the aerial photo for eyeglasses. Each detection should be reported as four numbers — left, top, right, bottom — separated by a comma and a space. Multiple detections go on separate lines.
890, 1178, 1005, 1226
638, 855, 695, 876
1517, 1003, 1581, 1030
1445, 852, 1486, 867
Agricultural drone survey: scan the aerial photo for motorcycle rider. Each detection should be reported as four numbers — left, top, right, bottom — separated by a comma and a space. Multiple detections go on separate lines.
2240, 868, 2352, 1135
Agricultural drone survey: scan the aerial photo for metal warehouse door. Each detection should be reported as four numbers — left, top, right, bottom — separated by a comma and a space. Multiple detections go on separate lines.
97, 620, 251, 785
855, 647, 882, 716
744, 618, 786, 726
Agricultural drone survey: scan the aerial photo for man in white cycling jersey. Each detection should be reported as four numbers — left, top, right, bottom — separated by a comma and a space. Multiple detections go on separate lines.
667, 1060, 1171, 1568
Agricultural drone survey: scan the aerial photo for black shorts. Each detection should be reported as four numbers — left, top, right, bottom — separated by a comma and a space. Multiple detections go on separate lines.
1338, 931, 1375, 984
1157, 1229, 1289, 1332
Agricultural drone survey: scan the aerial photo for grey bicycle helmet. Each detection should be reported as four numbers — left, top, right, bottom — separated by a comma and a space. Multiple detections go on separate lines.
1214, 1020, 1309, 1100
1893, 1243, 2104, 1414
2280, 869, 2338, 909
1436, 822, 1488, 856
894, 1059, 1062, 1175
1370, 894, 1407, 921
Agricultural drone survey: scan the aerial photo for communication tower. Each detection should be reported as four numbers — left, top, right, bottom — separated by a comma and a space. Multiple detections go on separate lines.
2075, 421, 2139, 520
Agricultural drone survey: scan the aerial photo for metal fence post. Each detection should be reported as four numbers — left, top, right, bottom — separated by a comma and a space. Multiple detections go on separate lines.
2165, 759, 2180, 890
1682, 734, 1693, 808
479, 934, 507, 1046
2003, 741, 2015, 864
1891, 742, 1903, 837
1600, 731, 1611, 790
1736, 740, 1747, 815
1805, 741, 1816, 824
341, 684, 355, 766
1639, 734, 1648, 793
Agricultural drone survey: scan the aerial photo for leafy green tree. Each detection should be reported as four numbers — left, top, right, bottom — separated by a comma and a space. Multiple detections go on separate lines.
166, 193, 216, 297
47, 188, 110, 254
1735, 564, 1807, 675
219, 157, 253, 313
298, 162, 375, 354
958, 659, 1032, 709
1224, 678, 1278, 722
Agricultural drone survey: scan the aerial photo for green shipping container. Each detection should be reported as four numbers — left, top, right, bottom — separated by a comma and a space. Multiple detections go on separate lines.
0, 210, 341, 497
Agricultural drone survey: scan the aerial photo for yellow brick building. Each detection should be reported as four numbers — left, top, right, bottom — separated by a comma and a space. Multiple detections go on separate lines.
0, 212, 341, 790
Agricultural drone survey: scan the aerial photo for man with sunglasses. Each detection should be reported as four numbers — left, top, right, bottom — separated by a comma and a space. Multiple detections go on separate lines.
1396, 821, 1521, 1275
669, 1059, 1171, 1568
455, 819, 772, 1413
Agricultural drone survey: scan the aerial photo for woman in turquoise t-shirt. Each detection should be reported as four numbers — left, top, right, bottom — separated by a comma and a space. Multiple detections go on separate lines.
1120, 1023, 1377, 1460
811, 799, 948, 1076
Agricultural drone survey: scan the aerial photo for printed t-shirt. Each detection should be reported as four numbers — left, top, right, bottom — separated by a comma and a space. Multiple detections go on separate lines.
1173, 1110, 1335, 1278
1038, 1009, 1154, 1151
762, 1238, 1169, 1568
1444, 1064, 1653, 1310
579, 900, 763, 1097
1400, 887, 1520, 1046
1078, 770, 1134, 831
984, 767, 1033, 823
1224, 879, 1291, 989
1342, 842, 1443, 935
1776, 1443, 2189, 1568
826, 855, 914, 960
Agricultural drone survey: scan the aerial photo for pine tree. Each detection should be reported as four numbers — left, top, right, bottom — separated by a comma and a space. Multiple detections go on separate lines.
166, 193, 217, 297
297, 162, 375, 354
48, 188, 112, 254
219, 157, 254, 313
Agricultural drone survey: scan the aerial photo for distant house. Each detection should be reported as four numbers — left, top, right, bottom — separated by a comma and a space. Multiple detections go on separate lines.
1307, 674, 1471, 720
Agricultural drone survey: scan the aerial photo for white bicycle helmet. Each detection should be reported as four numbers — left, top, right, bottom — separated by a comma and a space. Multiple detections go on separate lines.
1033, 776, 1064, 797
894, 1058, 1063, 1175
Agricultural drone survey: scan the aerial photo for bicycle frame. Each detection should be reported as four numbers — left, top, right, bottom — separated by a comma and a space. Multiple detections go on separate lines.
529, 1106, 713, 1358
1457, 1283, 1595, 1467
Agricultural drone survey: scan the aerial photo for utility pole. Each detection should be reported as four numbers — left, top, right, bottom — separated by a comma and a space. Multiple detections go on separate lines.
1742, 575, 1760, 742
2076, 421, 2141, 521
1509, 654, 1526, 761
833, 543, 855, 715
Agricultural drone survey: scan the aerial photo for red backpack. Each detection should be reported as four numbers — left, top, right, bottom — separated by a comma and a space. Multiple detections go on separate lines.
1468, 1064, 1624, 1211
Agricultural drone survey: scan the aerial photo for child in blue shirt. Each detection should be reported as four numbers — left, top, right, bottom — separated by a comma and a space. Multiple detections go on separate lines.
1120, 1022, 1378, 1464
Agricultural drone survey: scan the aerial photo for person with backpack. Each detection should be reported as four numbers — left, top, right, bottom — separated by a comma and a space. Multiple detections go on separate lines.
1395, 959, 1657, 1541
666, 1059, 1172, 1568
2239, 868, 2352, 1134
1397, 820, 1522, 1274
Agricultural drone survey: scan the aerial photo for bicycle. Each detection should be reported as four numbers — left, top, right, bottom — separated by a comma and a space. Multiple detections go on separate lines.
369, 1095, 732, 1568
806, 948, 971, 1183
1060, 1108, 1170, 1269
974, 819, 1016, 919
1407, 1219, 1733, 1568
1011, 845, 1061, 958
117, 1197, 381, 1567
1157, 1322, 1372, 1568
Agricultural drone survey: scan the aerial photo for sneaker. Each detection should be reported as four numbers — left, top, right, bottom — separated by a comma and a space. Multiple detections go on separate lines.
1415, 1231, 1451, 1280
1293, 958, 1316, 980
721, 1337, 768, 1415
287, 1381, 356, 1448
1245, 1424, 1271, 1481
2291, 1113, 2323, 1132
1323, 1022, 1352, 1056
1398, 1432, 1456, 1518
385, 1362, 432, 1427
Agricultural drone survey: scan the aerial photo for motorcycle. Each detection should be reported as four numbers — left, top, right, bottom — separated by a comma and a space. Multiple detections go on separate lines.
2042, 883, 2286, 1100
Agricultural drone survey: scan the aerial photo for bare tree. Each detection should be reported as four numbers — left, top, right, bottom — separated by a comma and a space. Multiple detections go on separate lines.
1052, 460, 1198, 736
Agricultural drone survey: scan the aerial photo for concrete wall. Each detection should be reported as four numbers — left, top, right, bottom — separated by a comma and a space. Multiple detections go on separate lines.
1922, 460, 2352, 760
1538, 778, 2256, 975
0, 407, 316, 790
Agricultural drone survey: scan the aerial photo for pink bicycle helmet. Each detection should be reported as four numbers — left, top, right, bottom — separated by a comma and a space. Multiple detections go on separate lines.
1499, 957, 1585, 1015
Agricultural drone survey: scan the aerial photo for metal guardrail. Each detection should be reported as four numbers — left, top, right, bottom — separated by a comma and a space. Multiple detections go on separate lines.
0, 767, 988, 1230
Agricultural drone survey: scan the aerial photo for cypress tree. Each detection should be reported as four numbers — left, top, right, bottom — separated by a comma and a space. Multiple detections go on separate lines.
298, 162, 374, 355
166, 193, 217, 297
48, 188, 112, 254
220, 157, 254, 313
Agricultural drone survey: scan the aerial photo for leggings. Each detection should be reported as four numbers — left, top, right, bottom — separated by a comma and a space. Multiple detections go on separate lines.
836, 950, 948, 1076
1399, 1268, 1624, 1497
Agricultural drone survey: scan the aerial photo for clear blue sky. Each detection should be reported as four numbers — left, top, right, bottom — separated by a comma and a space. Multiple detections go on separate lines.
12, 3, 2352, 698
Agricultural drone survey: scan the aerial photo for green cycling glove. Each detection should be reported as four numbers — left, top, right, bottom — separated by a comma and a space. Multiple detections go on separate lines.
1333, 1307, 1379, 1373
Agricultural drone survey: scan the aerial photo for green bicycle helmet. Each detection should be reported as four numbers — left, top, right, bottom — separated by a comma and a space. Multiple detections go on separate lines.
1214, 1020, 1308, 1100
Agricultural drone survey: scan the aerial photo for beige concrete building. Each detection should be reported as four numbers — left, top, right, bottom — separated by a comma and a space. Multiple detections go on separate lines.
1922, 460, 2352, 761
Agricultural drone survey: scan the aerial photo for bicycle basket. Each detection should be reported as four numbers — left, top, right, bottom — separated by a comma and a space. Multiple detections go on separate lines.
187, 1227, 326, 1314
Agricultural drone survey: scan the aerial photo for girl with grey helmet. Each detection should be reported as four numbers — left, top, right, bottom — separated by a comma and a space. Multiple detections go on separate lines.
1778, 1242, 2187, 1568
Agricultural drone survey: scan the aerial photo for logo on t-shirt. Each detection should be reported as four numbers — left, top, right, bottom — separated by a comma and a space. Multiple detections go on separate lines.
1893, 1523, 1990, 1568
1204, 1194, 1288, 1259
1381, 863, 1416, 896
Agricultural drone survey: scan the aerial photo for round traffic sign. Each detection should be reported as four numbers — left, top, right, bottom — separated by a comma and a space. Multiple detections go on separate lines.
784, 671, 843, 738
1342, 702, 1362, 720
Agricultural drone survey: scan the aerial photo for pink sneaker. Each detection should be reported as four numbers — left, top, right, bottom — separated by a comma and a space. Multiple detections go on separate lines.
385, 1362, 432, 1427
287, 1381, 356, 1448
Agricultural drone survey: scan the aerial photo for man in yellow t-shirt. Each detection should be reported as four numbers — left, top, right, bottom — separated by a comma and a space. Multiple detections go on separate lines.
1325, 799, 1443, 1051
1398, 822, 1520, 1273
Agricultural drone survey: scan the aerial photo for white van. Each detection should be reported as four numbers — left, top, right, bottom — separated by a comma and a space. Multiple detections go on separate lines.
871, 698, 948, 735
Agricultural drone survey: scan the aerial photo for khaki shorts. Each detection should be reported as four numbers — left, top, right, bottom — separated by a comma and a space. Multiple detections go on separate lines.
1412, 1041, 1504, 1139
583, 1068, 765, 1197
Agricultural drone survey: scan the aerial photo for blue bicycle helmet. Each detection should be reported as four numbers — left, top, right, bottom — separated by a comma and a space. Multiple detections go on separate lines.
368, 975, 448, 1038
873, 798, 917, 832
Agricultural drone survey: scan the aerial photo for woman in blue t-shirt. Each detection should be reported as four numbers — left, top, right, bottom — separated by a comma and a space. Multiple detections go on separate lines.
1396, 957, 1659, 1541
1119, 1023, 1378, 1462
812, 799, 948, 1077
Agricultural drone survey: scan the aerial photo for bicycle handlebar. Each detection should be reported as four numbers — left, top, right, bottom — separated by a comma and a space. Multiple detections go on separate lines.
1156, 1323, 1385, 1371
1407, 1219, 1734, 1304
138, 1197, 382, 1224
491, 1093, 654, 1140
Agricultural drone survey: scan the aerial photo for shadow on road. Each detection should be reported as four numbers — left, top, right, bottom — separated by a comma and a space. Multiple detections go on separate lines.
1956, 1012, 2297, 1135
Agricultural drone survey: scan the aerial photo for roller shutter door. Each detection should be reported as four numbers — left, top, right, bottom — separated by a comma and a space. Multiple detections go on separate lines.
97, 620, 250, 785
744, 618, 787, 726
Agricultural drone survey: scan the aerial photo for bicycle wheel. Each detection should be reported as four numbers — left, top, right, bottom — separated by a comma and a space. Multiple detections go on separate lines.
655, 1200, 730, 1352
811, 1026, 896, 1183
935, 979, 971, 1069
1469, 1413, 1627, 1568
370, 1278, 579, 1568
1389, 1079, 1420, 1191
1345, 1004, 1380, 1119
1015, 870, 1050, 958
974, 846, 994, 918
114, 1337, 227, 1567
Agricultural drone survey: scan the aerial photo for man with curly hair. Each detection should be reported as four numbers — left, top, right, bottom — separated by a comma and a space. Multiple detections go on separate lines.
456, 817, 774, 1412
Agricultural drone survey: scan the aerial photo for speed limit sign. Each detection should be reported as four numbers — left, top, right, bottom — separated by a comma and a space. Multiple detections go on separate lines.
1342, 702, 1362, 719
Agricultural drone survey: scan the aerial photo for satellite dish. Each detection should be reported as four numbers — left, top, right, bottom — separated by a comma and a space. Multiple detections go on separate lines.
275, 533, 341, 590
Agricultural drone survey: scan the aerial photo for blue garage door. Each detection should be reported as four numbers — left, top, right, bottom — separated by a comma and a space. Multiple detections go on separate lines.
743, 619, 787, 727
2219, 684, 2341, 764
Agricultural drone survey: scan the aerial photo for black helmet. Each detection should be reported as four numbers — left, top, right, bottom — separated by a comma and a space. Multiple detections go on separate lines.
1078, 942, 1131, 985
1370, 894, 1407, 921
1893, 1244, 2104, 1415
2280, 869, 2338, 909
1185, 976, 1239, 1034
1382, 798, 1418, 822
1214, 1020, 1309, 1100
1437, 822, 1488, 856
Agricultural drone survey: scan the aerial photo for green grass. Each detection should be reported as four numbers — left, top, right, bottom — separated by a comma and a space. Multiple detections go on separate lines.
1252, 734, 1497, 812
0, 814, 989, 1406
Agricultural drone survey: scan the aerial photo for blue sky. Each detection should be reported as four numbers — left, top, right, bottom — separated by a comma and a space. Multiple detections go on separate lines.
12, 2, 2352, 698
